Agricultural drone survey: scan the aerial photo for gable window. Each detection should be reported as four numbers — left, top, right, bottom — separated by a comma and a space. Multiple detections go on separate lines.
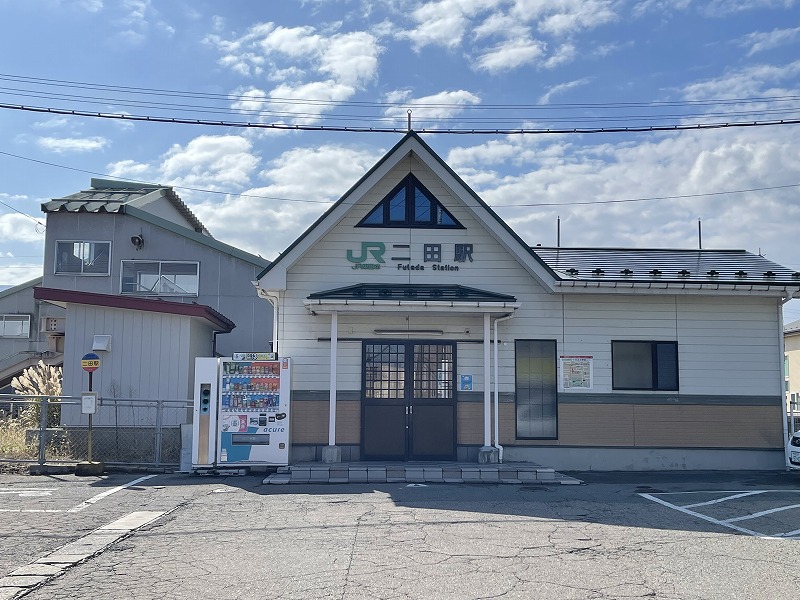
0, 314, 30, 338
612, 341, 678, 391
357, 174, 464, 229
55, 241, 111, 275
121, 261, 199, 296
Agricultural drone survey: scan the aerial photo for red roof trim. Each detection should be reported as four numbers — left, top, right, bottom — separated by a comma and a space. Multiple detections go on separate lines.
33, 287, 235, 332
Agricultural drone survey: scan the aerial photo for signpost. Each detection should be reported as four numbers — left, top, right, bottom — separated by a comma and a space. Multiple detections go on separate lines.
77, 353, 103, 475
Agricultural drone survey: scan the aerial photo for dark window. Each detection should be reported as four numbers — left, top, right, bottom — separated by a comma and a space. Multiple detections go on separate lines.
612, 341, 678, 391
55, 241, 111, 275
515, 340, 558, 439
356, 174, 464, 229
120, 260, 199, 296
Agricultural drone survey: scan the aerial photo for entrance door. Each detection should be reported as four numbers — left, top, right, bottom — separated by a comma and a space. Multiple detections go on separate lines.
361, 341, 456, 461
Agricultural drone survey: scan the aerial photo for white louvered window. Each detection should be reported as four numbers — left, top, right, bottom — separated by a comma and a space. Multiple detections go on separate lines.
0, 314, 30, 338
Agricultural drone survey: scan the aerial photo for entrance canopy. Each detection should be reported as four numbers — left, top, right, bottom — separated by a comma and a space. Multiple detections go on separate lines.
304, 283, 520, 314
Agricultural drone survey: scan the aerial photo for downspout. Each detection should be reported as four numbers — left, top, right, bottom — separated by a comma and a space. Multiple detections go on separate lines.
493, 314, 514, 463
780, 296, 791, 469
263, 291, 280, 355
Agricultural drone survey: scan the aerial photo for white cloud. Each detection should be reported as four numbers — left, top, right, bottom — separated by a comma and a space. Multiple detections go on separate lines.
384, 90, 481, 125
33, 117, 71, 130
190, 144, 382, 258
475, 37, 546, 72
511, 0, 618, 37
159, 135, 259, 190
738, 26, 800, 56
36, 136, 108, 153
539, 77, 592, 103
319, 32, 382, 86
207, 22, 381, 124
542, 42, 577, 69
447, 127, 800, 276
681, 59, 800, 99
76, 0, 103, 12
0, 214, 47, 243
208, 23, 381, 88
397, 0, 501, 50
0, 263, 44, 287
106, 159, 153, 179
703, 0, 797, 16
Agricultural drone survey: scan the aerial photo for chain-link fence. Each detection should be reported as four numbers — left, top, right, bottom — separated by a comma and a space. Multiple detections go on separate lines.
0, 394, 191, 467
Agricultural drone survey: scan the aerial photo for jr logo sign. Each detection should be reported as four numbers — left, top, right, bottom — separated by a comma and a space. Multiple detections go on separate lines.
347, 242, 385, 264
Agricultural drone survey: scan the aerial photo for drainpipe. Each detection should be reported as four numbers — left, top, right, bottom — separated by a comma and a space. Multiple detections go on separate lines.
780, 296, 791, 469
493, 314, 514, 463
262, 291, 280, 355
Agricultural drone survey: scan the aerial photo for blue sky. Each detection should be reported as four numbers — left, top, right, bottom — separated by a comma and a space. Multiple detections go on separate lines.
1, 0, 799, 319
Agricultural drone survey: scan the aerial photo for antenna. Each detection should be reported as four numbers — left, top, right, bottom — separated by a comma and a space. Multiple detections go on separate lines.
697, 218, 702, 250
557, 216, 561, 248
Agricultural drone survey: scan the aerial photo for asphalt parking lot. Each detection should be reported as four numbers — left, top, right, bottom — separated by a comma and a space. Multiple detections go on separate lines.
1, 469, 799, 599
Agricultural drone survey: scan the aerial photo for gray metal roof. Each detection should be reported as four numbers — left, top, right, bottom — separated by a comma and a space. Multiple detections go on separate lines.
42, 178, 209, 235
532, 247, 800, 286
786, 318, 800, 334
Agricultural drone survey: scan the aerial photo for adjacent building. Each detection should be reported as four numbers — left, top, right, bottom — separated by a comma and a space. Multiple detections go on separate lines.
28, 179, 271, 430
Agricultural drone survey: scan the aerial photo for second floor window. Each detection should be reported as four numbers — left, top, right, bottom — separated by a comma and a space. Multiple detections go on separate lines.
121, 261, 199, 296
55, 241, 111, 275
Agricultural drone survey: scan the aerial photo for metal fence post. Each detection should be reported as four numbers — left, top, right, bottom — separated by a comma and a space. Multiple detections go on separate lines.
38, 395, 47, 465
154, 399, 163, 466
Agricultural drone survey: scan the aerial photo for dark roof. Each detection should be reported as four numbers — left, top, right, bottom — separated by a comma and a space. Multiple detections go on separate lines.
786, 319, 800, 334
308, 283, 516, 303
533, 247, 800, 286
33, 287, 235, 332
42, 178, 209, 235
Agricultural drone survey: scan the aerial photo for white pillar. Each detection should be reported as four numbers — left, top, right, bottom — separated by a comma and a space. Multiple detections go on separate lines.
483, 312, 491, 448
328, 311, 338, 447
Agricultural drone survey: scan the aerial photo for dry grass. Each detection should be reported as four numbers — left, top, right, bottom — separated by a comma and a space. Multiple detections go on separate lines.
0, 409, 75, 466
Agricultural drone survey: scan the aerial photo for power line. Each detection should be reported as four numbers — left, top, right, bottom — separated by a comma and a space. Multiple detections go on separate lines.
2, 102, 800, 134
2, 73, 799, 110
2, 149, 798, 211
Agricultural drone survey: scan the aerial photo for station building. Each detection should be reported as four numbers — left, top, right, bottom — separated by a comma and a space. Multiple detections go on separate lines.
254, 132, 800, 470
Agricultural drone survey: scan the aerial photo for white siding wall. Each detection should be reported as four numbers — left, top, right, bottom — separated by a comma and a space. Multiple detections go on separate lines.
279, 156, 555, 393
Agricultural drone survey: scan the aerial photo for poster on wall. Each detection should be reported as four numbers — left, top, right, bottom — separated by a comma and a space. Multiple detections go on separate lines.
560, 356, 593, 389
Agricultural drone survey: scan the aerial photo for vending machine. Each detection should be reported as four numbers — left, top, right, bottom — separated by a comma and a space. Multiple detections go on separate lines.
192, 354, 291, 470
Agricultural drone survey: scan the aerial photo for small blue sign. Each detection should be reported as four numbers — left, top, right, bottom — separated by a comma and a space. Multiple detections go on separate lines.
459, 374, 473, 391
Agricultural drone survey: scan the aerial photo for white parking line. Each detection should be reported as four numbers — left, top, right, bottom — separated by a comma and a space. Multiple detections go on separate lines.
640, 493, 764, 537
640, 490, 800, 539
681, 491, 764, 508
724, 503, 800, 523
67, 474, 158, 513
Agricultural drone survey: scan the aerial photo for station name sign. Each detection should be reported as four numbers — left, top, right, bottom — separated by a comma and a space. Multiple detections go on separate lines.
346, 241, 474, 272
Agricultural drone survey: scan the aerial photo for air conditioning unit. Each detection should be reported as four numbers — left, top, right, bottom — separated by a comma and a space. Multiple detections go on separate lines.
41, 317, 65, 334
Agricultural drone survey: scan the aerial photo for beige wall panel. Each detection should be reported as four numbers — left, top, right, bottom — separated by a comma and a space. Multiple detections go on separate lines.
290, 401, 329, 444
633, 405, 783, 448
457, 403, 485, 445
290, 400, 361, 445
336, 401, 361, 444
556, 404, 636, 446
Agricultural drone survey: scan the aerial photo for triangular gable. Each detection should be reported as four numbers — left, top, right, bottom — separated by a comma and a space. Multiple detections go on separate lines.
256, 131, 559, 291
